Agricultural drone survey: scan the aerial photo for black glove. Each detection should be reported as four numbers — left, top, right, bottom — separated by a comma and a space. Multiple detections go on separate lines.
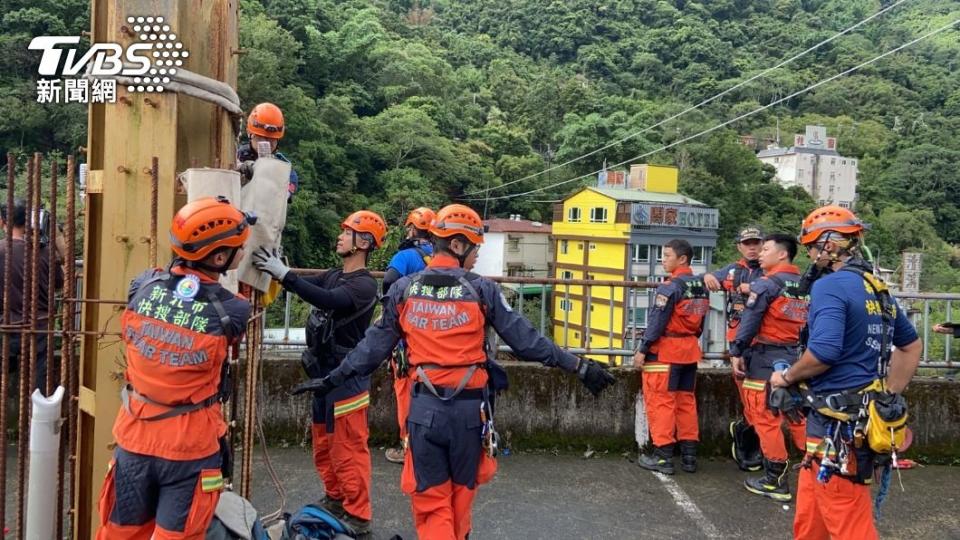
768, 386, 805, 424
576, 358, 616, 397
291, 376, 333, 396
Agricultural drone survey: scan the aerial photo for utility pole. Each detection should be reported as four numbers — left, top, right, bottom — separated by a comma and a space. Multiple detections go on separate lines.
76, 1, 238, 538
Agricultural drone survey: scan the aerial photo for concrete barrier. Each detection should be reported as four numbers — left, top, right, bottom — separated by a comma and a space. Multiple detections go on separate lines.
255, 356, 960, 460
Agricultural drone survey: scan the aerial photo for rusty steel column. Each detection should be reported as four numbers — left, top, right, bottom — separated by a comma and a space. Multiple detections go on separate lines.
0, 153, 16, 535
15, 155, 35, 540
77, 1, 240, 537
64, 154, 79, 538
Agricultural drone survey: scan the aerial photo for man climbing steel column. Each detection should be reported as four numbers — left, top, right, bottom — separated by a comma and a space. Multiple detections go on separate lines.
252, 210, 385, 536
728, 234, 808, 500
96, 197, 254, 539
290, 204, 615, 540
633, 239, 709, 475
236, 102, 299, 203
770, 205, 921, 540
384, 207, 436, 465
704, 226, 765, 471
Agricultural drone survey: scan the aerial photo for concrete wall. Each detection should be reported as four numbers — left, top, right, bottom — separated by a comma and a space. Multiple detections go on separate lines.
254, 356, 960, 460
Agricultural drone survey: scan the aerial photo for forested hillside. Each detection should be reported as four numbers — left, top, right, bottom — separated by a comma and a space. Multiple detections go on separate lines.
3, 0, 960, 288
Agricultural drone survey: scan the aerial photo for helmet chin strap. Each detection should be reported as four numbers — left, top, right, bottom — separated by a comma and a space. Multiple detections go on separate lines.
456, 243, 476, 268
184, 247, 240, 275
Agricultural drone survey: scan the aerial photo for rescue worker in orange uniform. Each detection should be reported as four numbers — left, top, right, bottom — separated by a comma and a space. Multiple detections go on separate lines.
96, 196, 254, 539
728, 233, 808, 500
769, 206, 921, 540
384, 207, 436, 465
236, 102, 299, 202
633, 239, 709, 475
291, 204, 615, 540
253, 210, 386, 536
704, 226, 765, 471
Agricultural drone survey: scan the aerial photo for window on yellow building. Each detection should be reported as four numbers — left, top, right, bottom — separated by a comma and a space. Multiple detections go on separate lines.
568, 207, 581, 223
589, 242, 596, 251
589, 207, 608, 223
560, 239, 568, 254
560, 299, 573, 311
577, 242, 583, 250
561, 270, 573, 280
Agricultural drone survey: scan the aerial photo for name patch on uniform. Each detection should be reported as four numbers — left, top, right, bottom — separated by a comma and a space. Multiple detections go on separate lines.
746, 292, 758, 308
174, 274, 201, 301
654, 294, 669, 308
404, 299, 473, 331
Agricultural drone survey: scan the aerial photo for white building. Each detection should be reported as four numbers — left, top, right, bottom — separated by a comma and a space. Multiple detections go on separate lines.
757, 125, 859, 208
473, 215, 553, 278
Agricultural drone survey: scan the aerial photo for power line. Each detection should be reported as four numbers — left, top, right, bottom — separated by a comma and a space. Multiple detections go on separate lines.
463, 0, 913, 198
465, 17, 960, 202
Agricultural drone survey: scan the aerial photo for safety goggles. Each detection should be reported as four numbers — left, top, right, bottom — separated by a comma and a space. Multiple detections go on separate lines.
251, 119, 283, 134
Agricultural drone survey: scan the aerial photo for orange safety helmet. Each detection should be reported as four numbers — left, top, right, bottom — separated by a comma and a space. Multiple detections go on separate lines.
799, 205, 865, 245
170, 196, 256, 261
247, 103, 285, 139
405, 207, 436, 231
430, 204, 485, 245
342, 210, 388, 248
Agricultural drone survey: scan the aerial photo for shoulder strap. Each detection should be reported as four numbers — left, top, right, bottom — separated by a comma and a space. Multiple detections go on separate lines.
204, 287, 235, 341
133, 270, 173, 296
841, 265, 895, 378
334, 296, 377, 330
413, 246, 431, 265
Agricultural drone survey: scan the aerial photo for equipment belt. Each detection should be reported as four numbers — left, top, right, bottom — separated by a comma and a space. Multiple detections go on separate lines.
664, 332, 696, 338
121, 383, 217, 422
755, 339, 799, 347
414, 363, 481, 402
412, 383, 484, 401
807, 380, 884, 420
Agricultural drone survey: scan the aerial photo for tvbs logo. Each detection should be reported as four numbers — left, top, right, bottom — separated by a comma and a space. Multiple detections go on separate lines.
29, 16, 189, 104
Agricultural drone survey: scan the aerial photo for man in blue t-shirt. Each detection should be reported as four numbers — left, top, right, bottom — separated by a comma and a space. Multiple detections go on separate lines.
383, 207, 435, 464
769, 205, 921, 540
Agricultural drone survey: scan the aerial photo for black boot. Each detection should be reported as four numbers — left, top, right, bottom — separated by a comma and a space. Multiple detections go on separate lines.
316, 495, 344, 517
730, 418, 763, 471
744, 459, 791, 501
341, 511, 372, 537
679, 440, 698, 473
637, 444, 675, 475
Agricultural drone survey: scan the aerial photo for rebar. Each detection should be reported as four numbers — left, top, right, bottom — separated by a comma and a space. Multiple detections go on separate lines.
0, 152, 16, 534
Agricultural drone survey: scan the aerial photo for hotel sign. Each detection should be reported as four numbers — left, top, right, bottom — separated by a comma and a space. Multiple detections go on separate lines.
631, 203, 719, 229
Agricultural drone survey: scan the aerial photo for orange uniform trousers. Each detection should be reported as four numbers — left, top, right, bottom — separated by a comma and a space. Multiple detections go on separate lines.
641, 362, 699, 446
794, 461, 879, 540
312, 407, 372, 520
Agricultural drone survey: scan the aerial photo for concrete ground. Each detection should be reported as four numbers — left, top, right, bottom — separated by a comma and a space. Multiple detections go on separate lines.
246, 446, 960, 540
4, 444, 959, 539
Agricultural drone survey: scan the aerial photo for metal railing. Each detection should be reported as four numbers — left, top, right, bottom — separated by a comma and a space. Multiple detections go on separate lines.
261, 272, 960, 370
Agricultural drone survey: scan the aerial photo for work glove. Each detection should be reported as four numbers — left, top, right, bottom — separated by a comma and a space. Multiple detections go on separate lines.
252, 246, 290, 281
768, 386, 805, 424
576, 358, 616, 397
237, 160, 255, 181
291, 376, 333, 396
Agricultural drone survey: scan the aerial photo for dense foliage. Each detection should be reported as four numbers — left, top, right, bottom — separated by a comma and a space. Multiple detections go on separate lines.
3, 0, 960, 290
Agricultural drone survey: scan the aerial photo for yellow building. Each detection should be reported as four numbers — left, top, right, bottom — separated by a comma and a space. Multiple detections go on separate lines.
550, 164, 719, 363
